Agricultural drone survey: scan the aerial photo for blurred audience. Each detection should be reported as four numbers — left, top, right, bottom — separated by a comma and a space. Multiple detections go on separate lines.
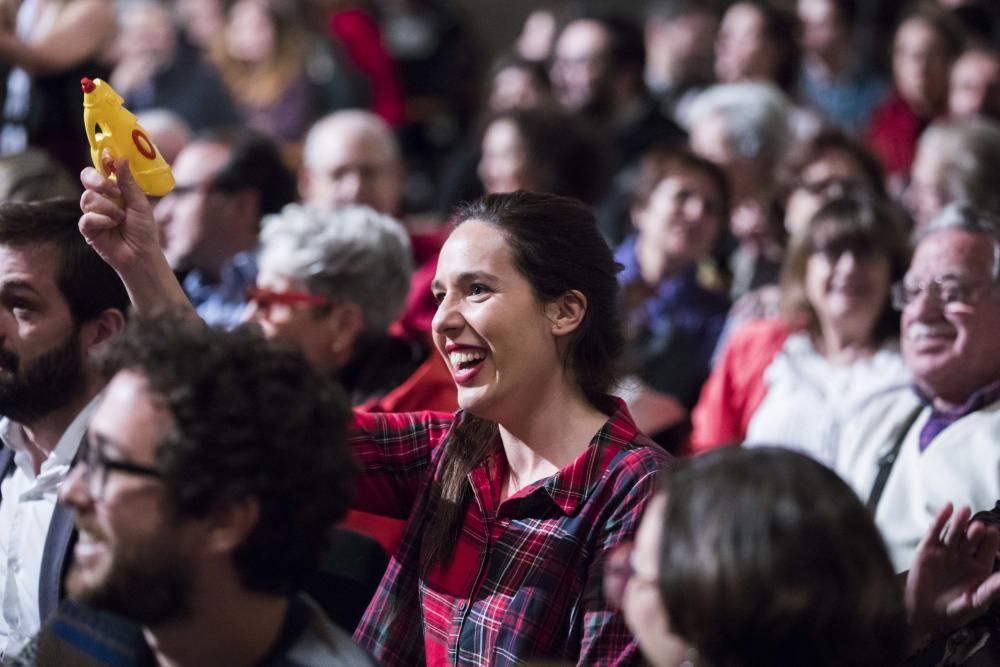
616, 148, 730, 442
153, 130, 296, 328
725, 128, 889, 344
110, 0, 240, 132
478, 107, 608, 205
550, 11, 685, 176
609, 447, 906, 667
867, 2, 964, 190
0, 0, 115, 174
133, 109, 192, 166
688, 81, 792, 298
643, 0, 719, 124
299, 110, 440, 343
691, 195, 911, 466
211, 0, 329, 143
838, 203, 1000, 571
0, 148, 79, 201
324, 0, 406, 126
797, 0, 889, 133
905, 116, 1000, 235
948, 46, 1000, 121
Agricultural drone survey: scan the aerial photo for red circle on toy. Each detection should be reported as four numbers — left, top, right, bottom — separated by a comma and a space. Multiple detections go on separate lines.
131, 129, 157, 160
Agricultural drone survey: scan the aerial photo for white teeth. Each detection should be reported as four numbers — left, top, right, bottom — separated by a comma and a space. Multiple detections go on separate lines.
449, 350, 486, 366
906, 323, 954, 340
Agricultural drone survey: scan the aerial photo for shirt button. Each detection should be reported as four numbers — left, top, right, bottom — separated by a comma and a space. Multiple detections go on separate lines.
457, 602, 467, 612
8, 559, 19, 574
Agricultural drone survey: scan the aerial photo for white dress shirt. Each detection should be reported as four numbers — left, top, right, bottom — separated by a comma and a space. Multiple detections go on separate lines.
0, 396, 99, 658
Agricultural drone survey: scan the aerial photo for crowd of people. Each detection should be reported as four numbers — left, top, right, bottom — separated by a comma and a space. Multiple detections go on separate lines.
0, 0, 999, 665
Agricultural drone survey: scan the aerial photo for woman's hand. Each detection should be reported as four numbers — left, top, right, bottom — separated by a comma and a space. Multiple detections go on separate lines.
79, 154, 197, 317
79, 156, 161, 274
905, 503, 1000, 652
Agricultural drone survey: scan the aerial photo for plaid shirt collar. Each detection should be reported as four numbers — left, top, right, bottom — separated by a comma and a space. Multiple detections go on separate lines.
468, 397, 641, 517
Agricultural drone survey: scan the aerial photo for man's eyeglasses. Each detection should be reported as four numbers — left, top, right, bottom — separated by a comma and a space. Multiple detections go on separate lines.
245, 287, 337, 312
891, 276, 998, 310
76, 443, 165, 501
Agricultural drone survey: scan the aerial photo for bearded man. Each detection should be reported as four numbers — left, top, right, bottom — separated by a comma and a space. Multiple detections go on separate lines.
0, 198, 127, 660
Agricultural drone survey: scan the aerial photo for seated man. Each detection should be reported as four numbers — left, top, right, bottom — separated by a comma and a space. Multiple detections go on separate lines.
838, 203, 1000, 571
20, 314, 373, 666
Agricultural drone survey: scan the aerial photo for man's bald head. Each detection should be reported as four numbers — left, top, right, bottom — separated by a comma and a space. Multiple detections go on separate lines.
299, 111, 404, 216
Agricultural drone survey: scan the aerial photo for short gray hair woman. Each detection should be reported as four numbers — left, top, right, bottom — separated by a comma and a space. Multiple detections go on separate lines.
258, 203, 413, 335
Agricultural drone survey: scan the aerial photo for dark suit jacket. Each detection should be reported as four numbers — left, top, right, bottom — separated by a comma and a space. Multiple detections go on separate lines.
0, 442, 78, 624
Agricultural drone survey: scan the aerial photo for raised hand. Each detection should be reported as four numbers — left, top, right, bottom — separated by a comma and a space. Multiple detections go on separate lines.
78, 154, 196, 316
79, 155, 161, 274
906, 503, 1000, 650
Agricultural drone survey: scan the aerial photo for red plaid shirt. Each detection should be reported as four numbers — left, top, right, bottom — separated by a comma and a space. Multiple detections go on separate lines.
350, 398, 670, 666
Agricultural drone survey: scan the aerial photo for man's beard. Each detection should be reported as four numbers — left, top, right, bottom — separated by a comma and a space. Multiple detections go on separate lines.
0, 326, 87, 424
67, 522, 194, 626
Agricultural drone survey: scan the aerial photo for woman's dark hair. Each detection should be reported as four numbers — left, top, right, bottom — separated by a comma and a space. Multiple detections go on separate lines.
657, 447, 907, 666
421, 191, 625, 571
484, 107, 610, 204
780, 194, 910, 343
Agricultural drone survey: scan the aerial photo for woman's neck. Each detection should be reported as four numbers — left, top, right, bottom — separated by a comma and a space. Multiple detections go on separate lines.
497, 385, 609, 498
814, 320, 878, 365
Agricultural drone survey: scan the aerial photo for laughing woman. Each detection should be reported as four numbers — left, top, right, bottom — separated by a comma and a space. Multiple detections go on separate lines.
80, 163, 670, 666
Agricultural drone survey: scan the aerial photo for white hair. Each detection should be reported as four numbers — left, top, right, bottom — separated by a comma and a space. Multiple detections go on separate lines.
923, 202, 1000, 282
917, 118, 1000, 219
687, 81, 792, 167
258, 204, 413, 333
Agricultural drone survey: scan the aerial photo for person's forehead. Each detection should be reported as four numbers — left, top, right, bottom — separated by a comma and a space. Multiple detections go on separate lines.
0, 242, 62, 290
954, 52, 1000, 78
308, 124, 396, 170
91, 371, 170, 461
911, 229, 996, 277
172, 141, 231, 183
436, 221, 513, 279
556, 20, 610, 58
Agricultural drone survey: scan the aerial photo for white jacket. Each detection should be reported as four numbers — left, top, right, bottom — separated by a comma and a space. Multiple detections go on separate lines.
837, 387, 1000, 572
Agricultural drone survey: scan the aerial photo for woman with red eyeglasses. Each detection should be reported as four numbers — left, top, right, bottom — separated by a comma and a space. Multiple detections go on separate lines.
606, 446, 906, 667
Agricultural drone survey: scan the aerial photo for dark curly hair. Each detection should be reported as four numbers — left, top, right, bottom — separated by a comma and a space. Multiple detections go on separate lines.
98, 312, 355, 595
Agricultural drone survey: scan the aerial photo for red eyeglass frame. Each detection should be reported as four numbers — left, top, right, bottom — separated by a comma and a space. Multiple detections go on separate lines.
245, 286, 337, 310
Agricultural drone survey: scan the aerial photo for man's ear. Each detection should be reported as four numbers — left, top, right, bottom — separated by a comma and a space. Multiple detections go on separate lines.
545, 289, 588, 337
204, 497, 260, 556
80, 308, 126, 353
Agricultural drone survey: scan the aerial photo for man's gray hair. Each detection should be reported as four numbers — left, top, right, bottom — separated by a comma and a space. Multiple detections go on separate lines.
917, 118, 1000, 219
686, 81, 792, 167
923, 202, 1000, 282
258, 204, 413, 333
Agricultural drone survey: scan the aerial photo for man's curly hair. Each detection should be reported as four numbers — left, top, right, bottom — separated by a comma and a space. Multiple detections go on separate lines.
97, 311, 354, 595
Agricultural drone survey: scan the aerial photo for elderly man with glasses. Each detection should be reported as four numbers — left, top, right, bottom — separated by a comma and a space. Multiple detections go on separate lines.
837, 202, 1000, 572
